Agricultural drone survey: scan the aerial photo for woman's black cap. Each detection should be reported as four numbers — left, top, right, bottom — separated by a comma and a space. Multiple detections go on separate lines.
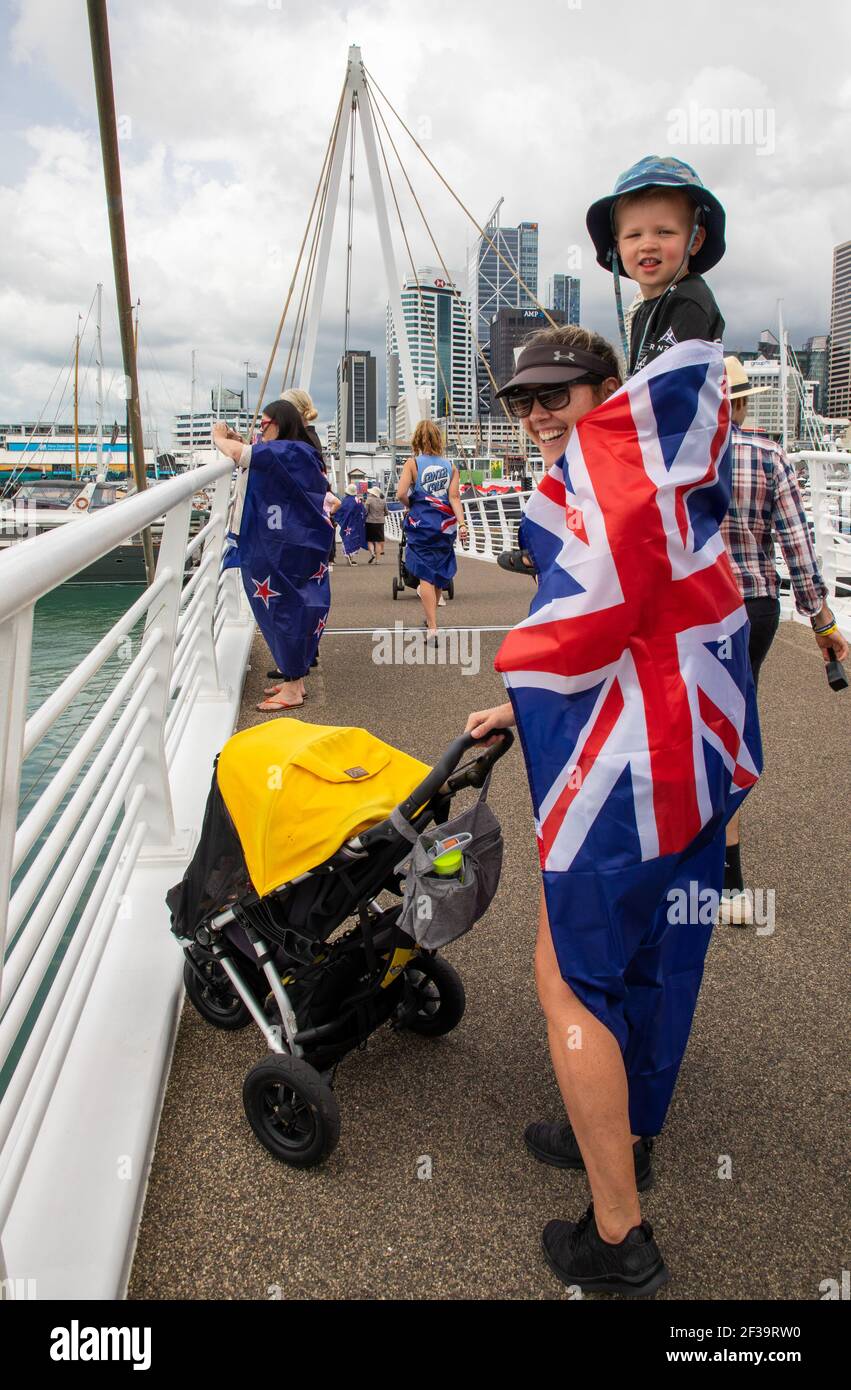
495, 344, 615, 398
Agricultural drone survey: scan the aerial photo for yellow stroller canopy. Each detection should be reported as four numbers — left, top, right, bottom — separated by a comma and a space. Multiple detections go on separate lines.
216, 720, 431, 897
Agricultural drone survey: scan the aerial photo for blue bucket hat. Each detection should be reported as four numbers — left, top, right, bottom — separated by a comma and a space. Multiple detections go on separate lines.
586, 155, 726, 277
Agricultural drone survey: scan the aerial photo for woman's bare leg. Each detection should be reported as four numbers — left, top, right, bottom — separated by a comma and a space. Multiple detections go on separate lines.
535, 890, 641, 1242
419, 580, 438, 634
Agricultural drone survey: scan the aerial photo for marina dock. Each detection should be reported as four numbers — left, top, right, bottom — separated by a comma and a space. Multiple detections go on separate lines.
128, 546, 849, 1301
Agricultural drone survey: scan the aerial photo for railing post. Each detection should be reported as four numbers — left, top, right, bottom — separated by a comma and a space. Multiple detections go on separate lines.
479, 500, 494, 559
136, 496, 194, 851
495, 497, 511, 551
191, 471, 232, 696
0, 609, 33, 1010
807, 456, 837, 599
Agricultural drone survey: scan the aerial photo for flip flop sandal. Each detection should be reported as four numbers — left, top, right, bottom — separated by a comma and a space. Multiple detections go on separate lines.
256, 697, 304, 712
497, 549, 538, 576
264, 685, 309, 697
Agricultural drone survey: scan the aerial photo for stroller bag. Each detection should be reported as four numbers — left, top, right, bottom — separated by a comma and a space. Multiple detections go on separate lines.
391, 778, 503, 949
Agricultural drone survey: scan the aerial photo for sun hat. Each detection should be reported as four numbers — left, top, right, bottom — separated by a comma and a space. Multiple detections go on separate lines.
724, 356, 773, 398
495, 342, 616, 398
367, 486, 382, 496
586, 155, 726, 277
344, 483, 358, 495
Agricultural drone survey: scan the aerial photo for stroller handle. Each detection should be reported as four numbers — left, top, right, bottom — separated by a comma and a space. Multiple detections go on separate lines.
355, 728, 514, 849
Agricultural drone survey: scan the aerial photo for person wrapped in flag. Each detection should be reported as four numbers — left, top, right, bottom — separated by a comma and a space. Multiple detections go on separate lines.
213, 399, 330, 713
466, 327, 762, 1295
395, 419, 468, 640
336, 484, 367, 564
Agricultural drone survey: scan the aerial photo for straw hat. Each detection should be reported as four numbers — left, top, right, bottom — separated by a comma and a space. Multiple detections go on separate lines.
724, 356, 773, 399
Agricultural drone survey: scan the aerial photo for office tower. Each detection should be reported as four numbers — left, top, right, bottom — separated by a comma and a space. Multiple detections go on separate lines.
385, 269, 473, 440
547, 274, 581, 324
336, 350, 377, 445
488, 307, 568, 401
828, 240, 851, 419
468, 203, 539, 415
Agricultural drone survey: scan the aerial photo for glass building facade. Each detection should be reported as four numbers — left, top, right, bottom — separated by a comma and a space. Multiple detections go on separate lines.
386, 270, 473, 439
828, 240, 851, 419
468, 208, 539, 417
547, 274, 581, 325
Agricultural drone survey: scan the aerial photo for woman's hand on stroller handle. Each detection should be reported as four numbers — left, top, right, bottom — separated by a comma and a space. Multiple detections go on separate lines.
465, 701, 516, 747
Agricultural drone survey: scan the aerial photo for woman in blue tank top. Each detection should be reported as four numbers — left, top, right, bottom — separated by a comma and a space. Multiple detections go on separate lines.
395, 420, 468, 639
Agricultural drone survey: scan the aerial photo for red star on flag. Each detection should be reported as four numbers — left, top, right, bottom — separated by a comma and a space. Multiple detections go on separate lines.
309, 562, 329, 581
251, 575, 281, 608
314, 614, 327, 637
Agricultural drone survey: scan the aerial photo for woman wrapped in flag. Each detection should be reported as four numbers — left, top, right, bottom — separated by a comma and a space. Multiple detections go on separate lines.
396, 420, 468, 640
466, 325, 761, 1295
336, 484, 367, 564
213, 399, 330, 713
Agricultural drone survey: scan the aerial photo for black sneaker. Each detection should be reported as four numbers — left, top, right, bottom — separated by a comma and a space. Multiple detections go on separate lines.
266, 668, 284, 680
542, 1203, 670, 1297
524, 1121, 654, 1192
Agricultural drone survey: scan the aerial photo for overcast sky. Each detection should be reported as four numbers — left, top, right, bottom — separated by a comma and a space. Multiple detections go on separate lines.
1, 0, 849, 443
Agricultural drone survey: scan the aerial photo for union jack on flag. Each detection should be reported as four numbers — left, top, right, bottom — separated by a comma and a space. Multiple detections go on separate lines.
496, 340, 762, 876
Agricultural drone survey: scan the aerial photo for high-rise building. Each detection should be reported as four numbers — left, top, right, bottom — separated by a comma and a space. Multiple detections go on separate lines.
468, 205, 539, 416
828, 240, 851, 419
547, 274, 581, 324
386, 269, 473, 440
796, 335, 830, 415
488, 307, 568, 402
336, 350, 377, 446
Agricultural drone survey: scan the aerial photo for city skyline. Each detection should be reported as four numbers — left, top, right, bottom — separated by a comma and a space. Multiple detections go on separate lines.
2, 0, 849, 439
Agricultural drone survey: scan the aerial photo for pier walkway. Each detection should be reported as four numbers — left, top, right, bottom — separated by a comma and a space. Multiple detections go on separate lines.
129, 546, 848, 1301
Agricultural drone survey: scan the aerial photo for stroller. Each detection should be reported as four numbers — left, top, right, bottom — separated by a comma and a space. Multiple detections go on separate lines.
392, 528, 455, 602
168, 719, 512, 1167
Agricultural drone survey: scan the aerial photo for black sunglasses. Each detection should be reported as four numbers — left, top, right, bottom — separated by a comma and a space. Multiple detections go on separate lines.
504, 378, 598, 419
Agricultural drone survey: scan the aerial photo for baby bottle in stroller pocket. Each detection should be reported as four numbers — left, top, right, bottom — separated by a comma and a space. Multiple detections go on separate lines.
428, 832, 472, 880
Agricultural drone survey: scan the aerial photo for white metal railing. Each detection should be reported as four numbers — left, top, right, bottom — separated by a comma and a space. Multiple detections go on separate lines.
0, 452, 250, 1286
786, 453, 850, 623
387, 459, 850, 630
385, 491, 528, 561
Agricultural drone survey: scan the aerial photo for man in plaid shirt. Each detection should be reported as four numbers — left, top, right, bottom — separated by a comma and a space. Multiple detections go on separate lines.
719, 357, 848, 923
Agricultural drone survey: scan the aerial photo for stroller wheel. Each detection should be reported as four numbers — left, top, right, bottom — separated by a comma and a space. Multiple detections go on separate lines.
399, 954, 466, 1037
242, 1054, 341, 1167
183, 957, 251, 1031
392, 577, 400, 598
446, 579, 455, 600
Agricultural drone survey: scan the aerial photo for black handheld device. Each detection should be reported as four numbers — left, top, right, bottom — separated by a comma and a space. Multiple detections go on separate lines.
826, 646, 848, 692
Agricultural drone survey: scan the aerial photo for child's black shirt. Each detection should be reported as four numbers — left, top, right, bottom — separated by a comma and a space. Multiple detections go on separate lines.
628, 273, 724, 376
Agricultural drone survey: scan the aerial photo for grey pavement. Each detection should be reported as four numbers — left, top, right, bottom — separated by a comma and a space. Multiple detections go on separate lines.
129, 547, 849, 1301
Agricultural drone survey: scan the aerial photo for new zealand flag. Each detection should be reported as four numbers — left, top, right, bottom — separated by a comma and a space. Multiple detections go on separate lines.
224, 440, 330, 679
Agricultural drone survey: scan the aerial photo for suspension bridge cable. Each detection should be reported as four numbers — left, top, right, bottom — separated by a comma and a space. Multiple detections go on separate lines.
365, 83, 466, 459
282, 122, 335, 391
363, 65, 557, 328
342, 91, 357, 361
248, 72, 348, 438
364, 74, 517, 436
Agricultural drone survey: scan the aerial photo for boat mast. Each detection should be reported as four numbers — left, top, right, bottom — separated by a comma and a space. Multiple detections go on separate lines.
190, 349, 196, 457
96, 281, 104, 479
86, 0, 154, 583
778, 299, 788, 453
74, 315, 81, 479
